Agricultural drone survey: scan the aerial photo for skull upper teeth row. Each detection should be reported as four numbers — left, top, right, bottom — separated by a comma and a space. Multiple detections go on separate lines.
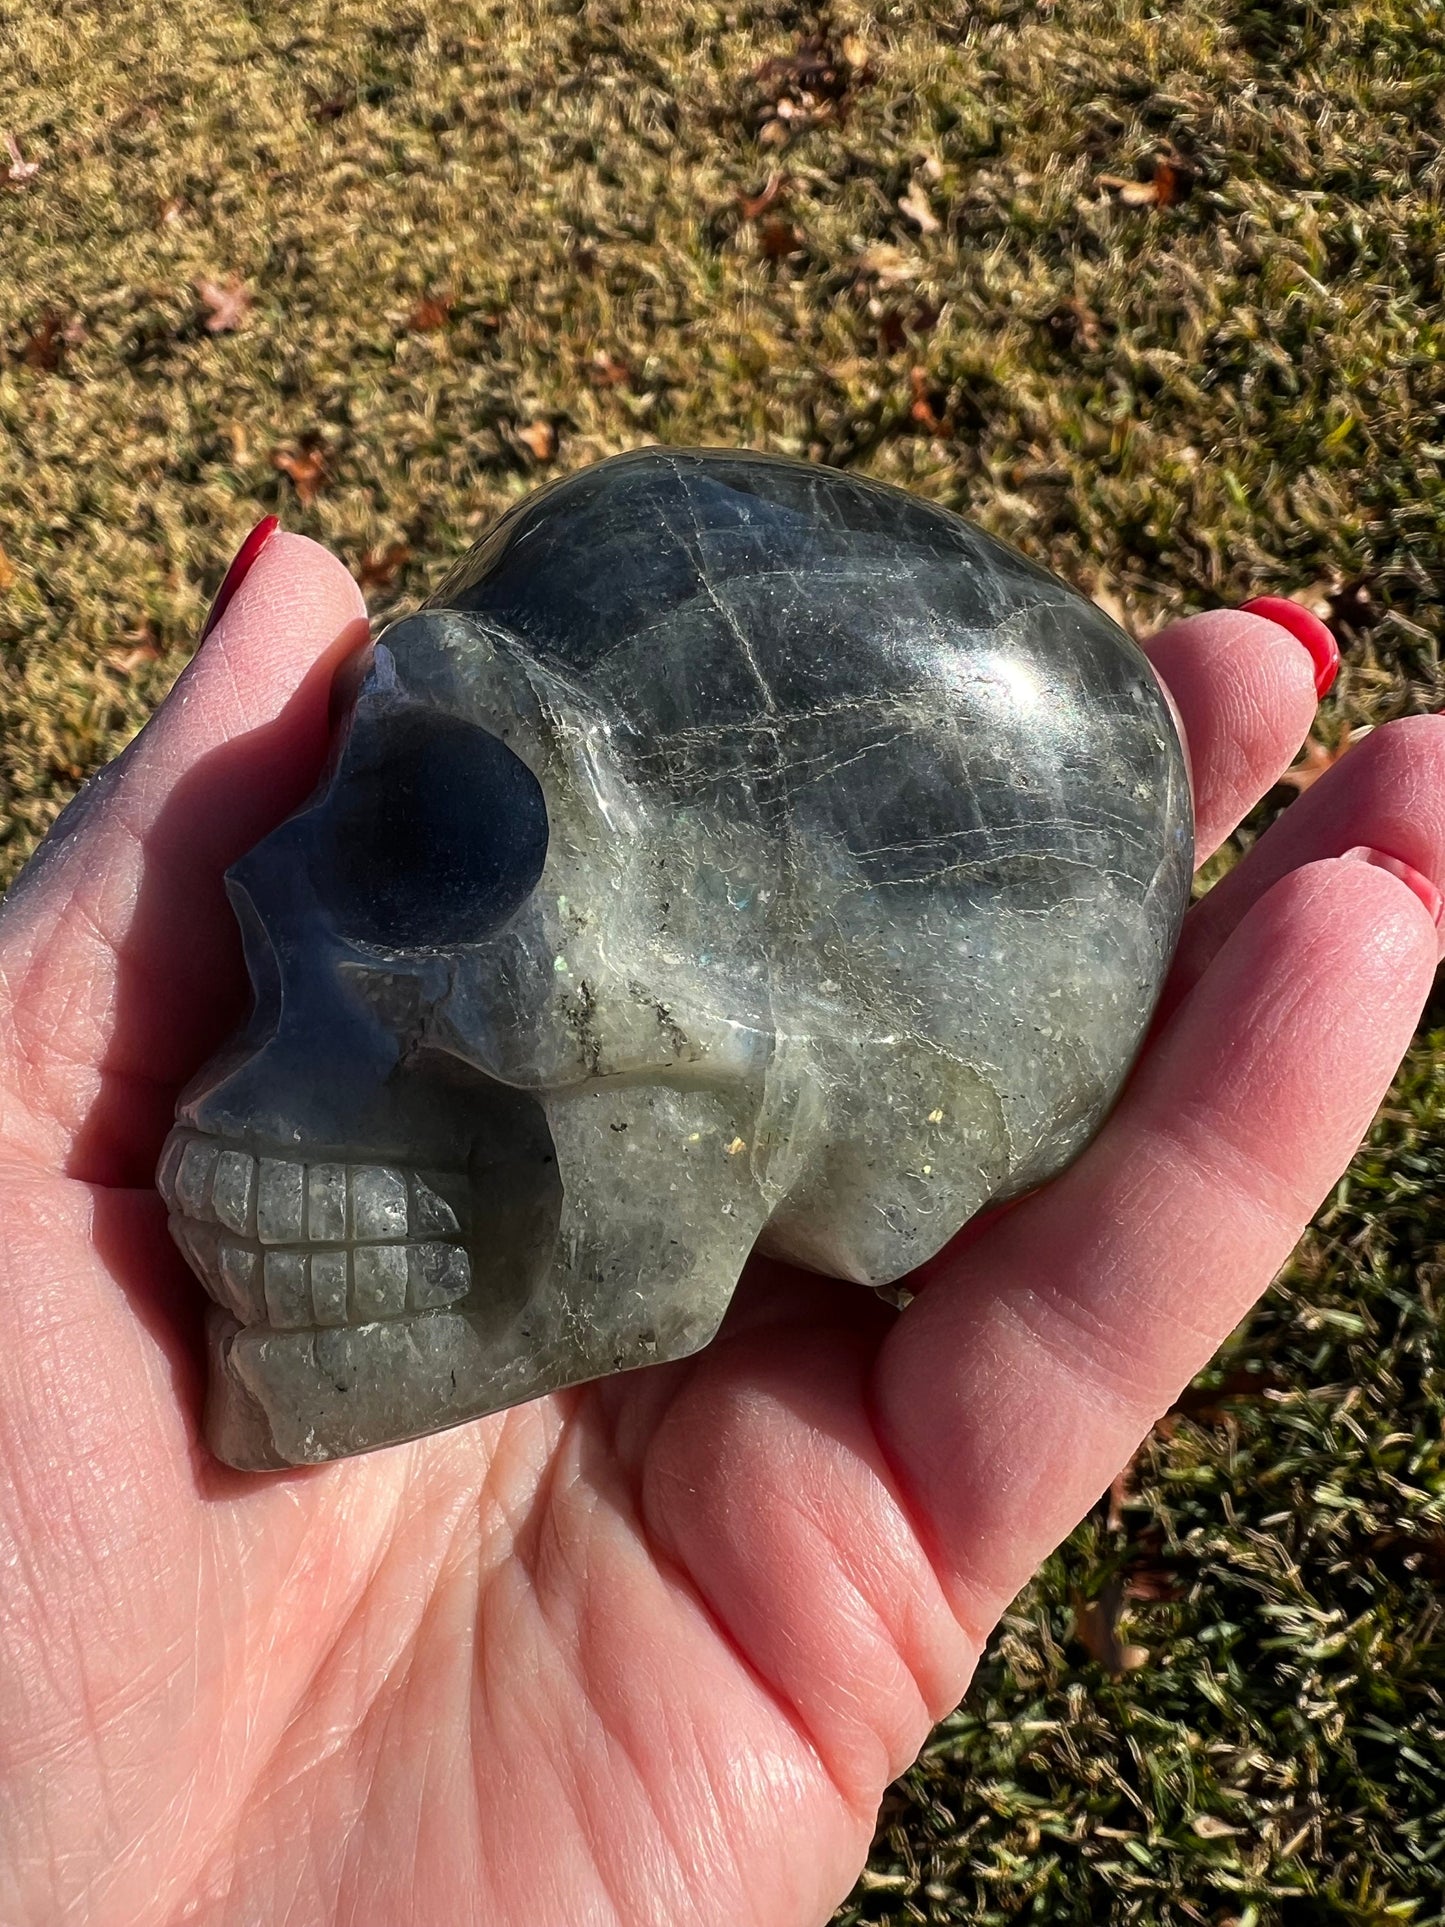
158, 1131, 473, 1332
158, 1131, 466, 1245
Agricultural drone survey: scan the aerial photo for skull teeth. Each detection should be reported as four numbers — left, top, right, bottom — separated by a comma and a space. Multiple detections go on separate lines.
158, 1130, 466, 1245
172, 1224, 472, 1328
159, 1131, 472, 1331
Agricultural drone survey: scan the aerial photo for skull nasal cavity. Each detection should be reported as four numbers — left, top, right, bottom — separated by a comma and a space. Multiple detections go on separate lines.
315, 709, 549, 949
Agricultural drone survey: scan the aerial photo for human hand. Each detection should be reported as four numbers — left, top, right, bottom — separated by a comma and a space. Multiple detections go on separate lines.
2, 528, 1440, 1926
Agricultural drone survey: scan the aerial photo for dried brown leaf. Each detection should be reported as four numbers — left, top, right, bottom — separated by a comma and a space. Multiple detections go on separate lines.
1150, 158, 1191, 206
405, 293, 453, 333
738, 172, 788, 221
271, 442, 328, 506
518, 418, 557, 461
105, 640, 163, 676
908, 365, 950, 435
757, 214, 804, 258
0, 544, 15, 592
588, 350, 633, 389
358, 541, 411, 592
22, 311, 66, 372
1098, 157, 1194, 209
307, 89, 355, 122
195, 276, 254, 334
875, 294, 938, 351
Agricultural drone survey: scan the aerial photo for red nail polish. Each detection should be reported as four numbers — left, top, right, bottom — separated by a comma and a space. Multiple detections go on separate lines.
200, 515, 280, 642
1239, 595, 1340, 699
1341, 846, 1444, 927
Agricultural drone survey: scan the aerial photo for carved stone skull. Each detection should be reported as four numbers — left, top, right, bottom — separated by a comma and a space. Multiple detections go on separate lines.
159, 448, 1193, 1468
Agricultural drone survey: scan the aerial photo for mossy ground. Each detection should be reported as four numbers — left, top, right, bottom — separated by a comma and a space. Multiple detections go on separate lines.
3, 1, 1443, 1918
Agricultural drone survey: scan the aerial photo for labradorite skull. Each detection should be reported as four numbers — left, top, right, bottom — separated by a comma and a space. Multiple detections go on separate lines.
159, 448, 1193, 1469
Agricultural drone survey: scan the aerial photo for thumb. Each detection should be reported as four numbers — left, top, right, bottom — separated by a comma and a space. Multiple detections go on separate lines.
0, 525, 367, 1183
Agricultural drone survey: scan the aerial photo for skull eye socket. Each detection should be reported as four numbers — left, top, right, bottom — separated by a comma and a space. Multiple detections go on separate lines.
314, 708, 549, 950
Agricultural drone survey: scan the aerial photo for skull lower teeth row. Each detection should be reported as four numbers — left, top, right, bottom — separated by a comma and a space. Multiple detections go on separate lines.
171, 1220, 472, 1329
158, 1130, 466, 1246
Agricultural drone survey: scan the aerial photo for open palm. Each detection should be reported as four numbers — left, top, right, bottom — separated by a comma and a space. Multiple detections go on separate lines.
2, 533, 1441, 1927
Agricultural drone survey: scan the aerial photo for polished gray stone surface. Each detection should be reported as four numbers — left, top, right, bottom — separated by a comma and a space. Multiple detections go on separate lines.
159, 448, 1193, 1469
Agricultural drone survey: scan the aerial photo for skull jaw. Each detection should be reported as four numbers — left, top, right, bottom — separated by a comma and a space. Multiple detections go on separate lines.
175, 1069, 790, 1468
203, 1215, 761, 1467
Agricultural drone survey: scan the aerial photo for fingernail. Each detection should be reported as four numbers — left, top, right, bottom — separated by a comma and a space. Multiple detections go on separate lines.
1341, 846, 1444, 926
1239, 596, 1340, 699
200, 515, 281, 642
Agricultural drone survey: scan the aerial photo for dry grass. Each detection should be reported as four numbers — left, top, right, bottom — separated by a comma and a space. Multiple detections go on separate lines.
3, 0, 1444, 1918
